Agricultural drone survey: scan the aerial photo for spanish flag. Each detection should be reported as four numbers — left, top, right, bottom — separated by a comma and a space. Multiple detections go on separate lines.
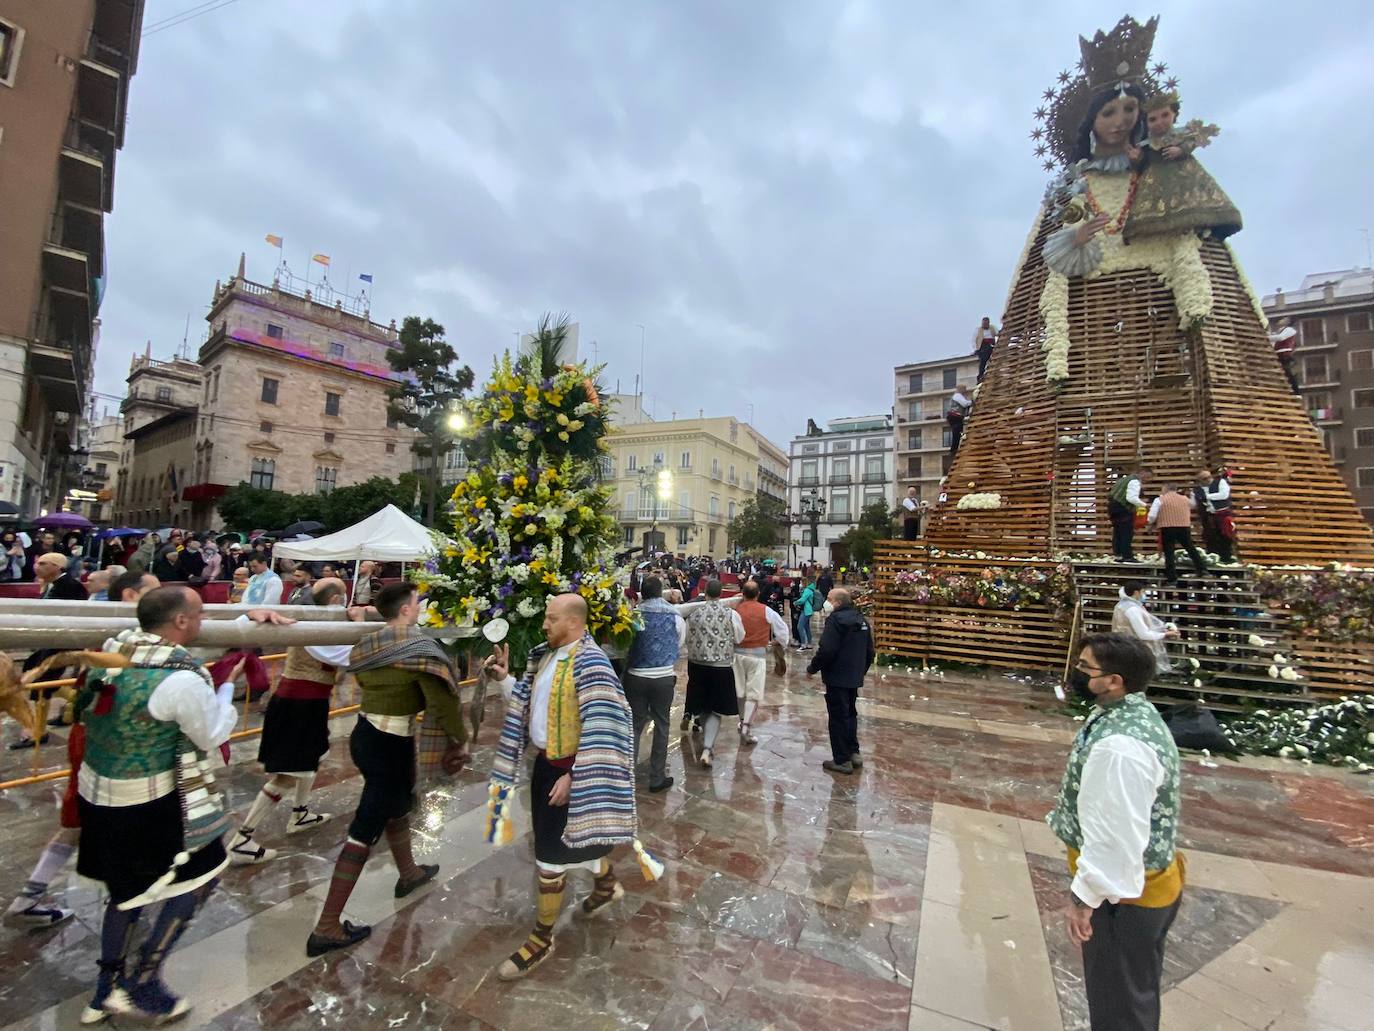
312, 254, 331, 267
265, 233, 283, 248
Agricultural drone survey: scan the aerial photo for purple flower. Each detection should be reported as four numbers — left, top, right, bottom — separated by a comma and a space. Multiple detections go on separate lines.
498, 472, 514, 487
498, 583, 514, 599
540, 377, 553, 391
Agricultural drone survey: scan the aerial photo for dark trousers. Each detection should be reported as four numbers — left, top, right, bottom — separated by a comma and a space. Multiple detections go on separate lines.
823, 685, 859, 764
347, 718, 416, 845
624, 672, 675, 784
976, 343, 993, 382
902, 516, 919, 541
1278, 358, 1299, 393
1159, 526, 1208, 582
947, 416, 964, 456
1082, 897, 1181, 1031
1200, 514, 1233, 563
1108, 500, 1136, 560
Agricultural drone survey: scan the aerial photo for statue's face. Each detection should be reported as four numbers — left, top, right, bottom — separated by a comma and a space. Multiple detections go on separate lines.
1092, 94, 1140, 153
1146, 106, 1176, 138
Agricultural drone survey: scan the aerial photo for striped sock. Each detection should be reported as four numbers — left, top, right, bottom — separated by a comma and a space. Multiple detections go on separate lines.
384, 817, 420, 882
507, 871, 564, 971
582, 860, 618, 912
313, 839, 370, 937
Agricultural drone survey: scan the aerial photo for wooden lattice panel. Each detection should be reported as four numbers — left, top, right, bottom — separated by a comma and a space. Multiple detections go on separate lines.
926, 216, 1374, 565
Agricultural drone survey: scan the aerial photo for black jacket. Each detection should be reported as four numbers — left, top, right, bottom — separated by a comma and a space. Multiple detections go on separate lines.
43, 573, 89, 601
806, 603, 874, 689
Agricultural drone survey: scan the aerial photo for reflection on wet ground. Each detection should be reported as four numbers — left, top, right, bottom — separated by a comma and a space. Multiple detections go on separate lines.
1, 663, 1371, 1029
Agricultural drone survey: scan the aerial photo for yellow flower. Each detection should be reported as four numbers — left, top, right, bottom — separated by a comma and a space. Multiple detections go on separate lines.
579, 584, 594, 598
525, 385, 539, 402
451, 482, 467, 497
541, 571, 561, 586
529, 558, 544, 572
558, 431, 569, 442
544, 391, 564, 405
556, 413, 569, 426
513, 474, 528, 491
524, 523, 538, 536
444, 547, 459, 558
474, 497, 487, 509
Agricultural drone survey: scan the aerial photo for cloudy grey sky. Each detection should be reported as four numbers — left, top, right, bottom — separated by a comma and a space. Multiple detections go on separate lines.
97, 0, 1374, 448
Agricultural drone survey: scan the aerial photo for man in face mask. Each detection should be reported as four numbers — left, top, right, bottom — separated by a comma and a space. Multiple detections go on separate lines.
1048, 633, 1184, 1031
1111, 580, 1178, 675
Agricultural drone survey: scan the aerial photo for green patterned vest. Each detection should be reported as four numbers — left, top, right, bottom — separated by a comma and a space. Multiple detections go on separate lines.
1047, 693, 1180, 870
82, 666, 193, 779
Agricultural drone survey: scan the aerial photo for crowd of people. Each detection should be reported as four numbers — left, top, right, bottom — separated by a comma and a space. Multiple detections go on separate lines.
1107, 465, 1236, 582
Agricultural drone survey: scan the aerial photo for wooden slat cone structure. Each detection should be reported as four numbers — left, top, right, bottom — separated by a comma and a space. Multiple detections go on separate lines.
925, 222, 1374, 565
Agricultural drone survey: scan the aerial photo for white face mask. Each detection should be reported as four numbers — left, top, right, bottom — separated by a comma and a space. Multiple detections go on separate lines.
822, 600, 834, 614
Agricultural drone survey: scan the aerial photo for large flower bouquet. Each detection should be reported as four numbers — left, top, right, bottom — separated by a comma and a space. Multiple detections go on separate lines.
412, 321, 634, 666
891, 563, 1074, 613
1222, 697, 1373, 772
1252, 567, 1374, 644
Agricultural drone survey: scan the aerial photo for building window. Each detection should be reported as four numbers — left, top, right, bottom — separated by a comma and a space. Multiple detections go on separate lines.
941, 426, 952, 448
385, 441, 396, 454
1357, 468, 1374, 489
1351, 350, 1373, 372
709, 496, 719, 517
0, 19, 24, 87
597, 455, 614, 478
831, 441, 850, 452
95, 462, 108, 476
266, 323, 284, 339
323, 432, 335, 444
800, 459, 818, 485
831, 493, 851, 518
1354, 388, 1374, 410
865, 456, 884, 481
865, 437, 884, 449
155, 386, 172, 402
677, 526, 689, 548
653, 451, 664, 466
1303, 355, 1328, 383
1356, 428, 1374, 449
708, 528, 717, 552
908, 372, 923, 394
1348, 312, 1372, 334
315, 466, 338, 494
711, 458, 720, 477
678, 490, 690, 518
864, 490, 885, 509
1299, 318, 1325, 345
680, 450, 692, 468
907, 400, 922, 420
908, 428, 923, 449
211, 368, 220, 401
831, 458, 850, 483
728, 500, 737, 520
259, 420, 273, 433
627, 454, 637, 472
324, 391, 342, 416
728, 463, 736, 483
623, 526, 634, 546
942, 368, 957, 389
249, 458, 275, 490
329, 341, 345, 358
261, 377, 279, 404
801, 443, 819, 454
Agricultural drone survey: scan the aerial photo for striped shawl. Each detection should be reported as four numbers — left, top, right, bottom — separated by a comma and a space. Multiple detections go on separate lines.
491, 632, 638, 848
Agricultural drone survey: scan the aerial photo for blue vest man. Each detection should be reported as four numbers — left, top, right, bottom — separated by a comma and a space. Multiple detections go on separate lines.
623, 575, 685, 793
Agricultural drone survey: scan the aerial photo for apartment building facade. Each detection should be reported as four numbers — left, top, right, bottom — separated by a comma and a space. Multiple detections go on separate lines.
892, 353, 981, 505
787, 415, 893, 563
1263, 268, 1374, 525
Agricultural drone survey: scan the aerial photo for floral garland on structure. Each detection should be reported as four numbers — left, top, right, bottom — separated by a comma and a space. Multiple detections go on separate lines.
1252, 567, 1374, 644
413, 341, 634, 666
1222, 697, 1374, 772
955, 492, 1003, 511
892, 562, 1075, 614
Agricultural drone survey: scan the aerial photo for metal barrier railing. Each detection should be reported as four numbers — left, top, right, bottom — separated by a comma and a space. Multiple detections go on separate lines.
0, 658, 478, 793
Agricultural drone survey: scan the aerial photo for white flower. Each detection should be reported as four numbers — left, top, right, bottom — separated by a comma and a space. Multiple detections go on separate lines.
516, 597, 542, 618
1272, 653, 1287, 664
1279, 667, 1301, 682
956, 493, 1002, 512
1294, 744, 1309, 757
1187, 658, 1200, 670
1248, 634, 1271, 647
1279, 746, 1292, 757
1267, 665, 1280, 678
508, 564, 530, 583
1193, 678, 1202, 688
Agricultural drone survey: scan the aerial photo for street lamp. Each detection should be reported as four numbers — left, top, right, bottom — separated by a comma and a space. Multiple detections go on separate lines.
799, 488, 826, 563
636, 458, 673, 555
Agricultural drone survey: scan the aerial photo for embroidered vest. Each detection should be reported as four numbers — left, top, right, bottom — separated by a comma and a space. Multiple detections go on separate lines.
1109, 475, 1139, 506
278, 646, 338, 700
1208, 477, 1232, 512
1155, 492, 1192, 528
686, 601, 736, 666
82, 667, 191, 779
626, 598, 680, 670
736, 600, 770, 649
1047, 693, 1180, 871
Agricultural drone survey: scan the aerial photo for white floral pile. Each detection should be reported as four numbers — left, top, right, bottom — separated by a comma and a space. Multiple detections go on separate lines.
955, 492, 1003, 511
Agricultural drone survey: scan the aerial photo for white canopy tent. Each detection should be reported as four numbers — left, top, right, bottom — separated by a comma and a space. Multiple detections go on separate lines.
271, 505, 438, 564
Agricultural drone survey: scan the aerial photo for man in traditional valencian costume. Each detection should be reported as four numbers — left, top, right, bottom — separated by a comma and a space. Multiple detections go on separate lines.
1051, 633, 1183, 1030
229, 578, 365, 864
484, 593, 662, 980
306, 581, 470, 956
76, 587, 243, 1025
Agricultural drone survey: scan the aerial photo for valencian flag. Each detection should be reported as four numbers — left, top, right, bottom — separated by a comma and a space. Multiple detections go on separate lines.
312, 254, 331, 267
265, 233, 283, 248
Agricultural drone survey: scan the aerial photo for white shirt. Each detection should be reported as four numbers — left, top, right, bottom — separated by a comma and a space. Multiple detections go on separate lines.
1123, 477, 1143, 508
626, 610, 687, 679
1072, 734, 1165, 907
1147, 493, 1195, 523
1205, 478, 1230, 505
902, 496, 919, 513
674, 597, 747, 645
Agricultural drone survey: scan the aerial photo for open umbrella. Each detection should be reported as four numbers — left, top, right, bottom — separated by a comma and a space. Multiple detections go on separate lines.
282, 520, 325, 536
34, 512, 92, 530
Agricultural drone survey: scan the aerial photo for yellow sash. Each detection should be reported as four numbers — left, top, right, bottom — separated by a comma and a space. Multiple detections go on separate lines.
544, 643, 581, 761
1066, 847, 1186, 908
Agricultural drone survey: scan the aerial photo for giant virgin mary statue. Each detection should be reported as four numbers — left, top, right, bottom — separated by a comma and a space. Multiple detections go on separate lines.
926, 15, 1373, 566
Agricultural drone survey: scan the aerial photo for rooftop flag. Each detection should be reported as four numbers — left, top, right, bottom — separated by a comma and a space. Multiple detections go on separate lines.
312, 253, 331, 267
358, 273, 373, 283
265, 234, 283, 247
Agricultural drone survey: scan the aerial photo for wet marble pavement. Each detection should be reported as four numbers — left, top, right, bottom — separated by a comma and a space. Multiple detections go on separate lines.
0, 662, 1372, 1030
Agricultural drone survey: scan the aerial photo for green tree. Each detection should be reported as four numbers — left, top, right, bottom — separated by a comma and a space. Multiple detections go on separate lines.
726, 494, 786, 554
321, 473, 422, 531
216, 485, 320, 533
386, 316, 475, 525
838, 500, 893, 570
